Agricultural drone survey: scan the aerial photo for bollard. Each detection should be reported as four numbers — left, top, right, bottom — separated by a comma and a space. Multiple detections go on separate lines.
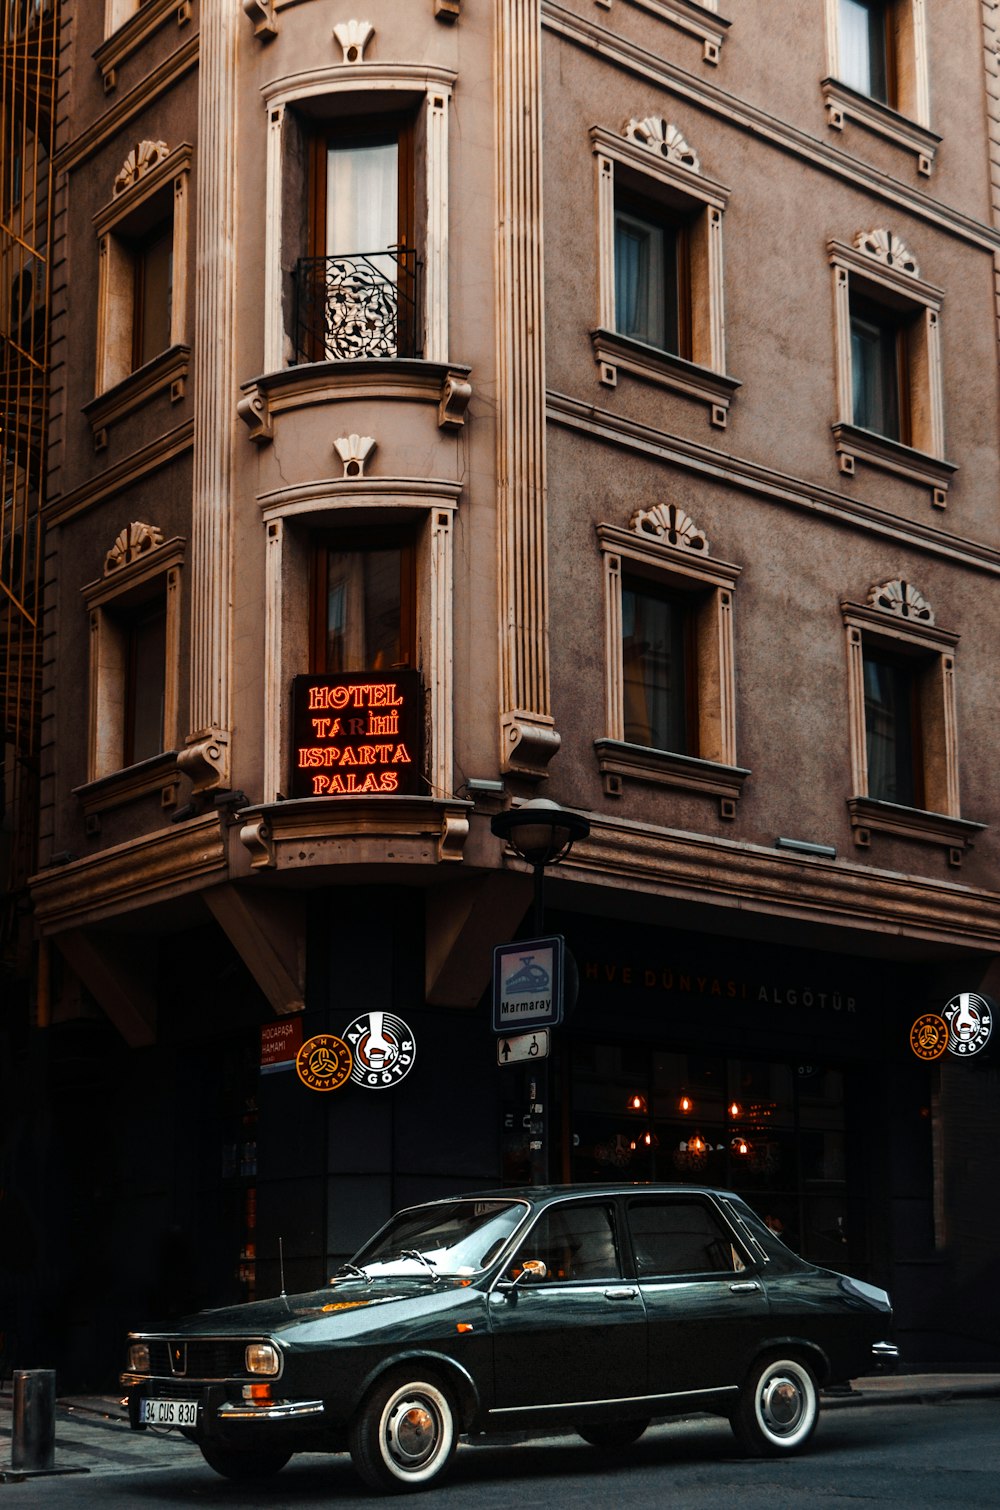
11, 1369, 56, 1472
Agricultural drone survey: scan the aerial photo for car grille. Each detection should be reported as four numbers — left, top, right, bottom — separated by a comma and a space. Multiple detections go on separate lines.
147, 1338, 257, 1380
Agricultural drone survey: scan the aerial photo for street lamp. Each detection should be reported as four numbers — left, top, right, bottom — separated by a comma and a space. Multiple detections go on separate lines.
490, 798, 591, 934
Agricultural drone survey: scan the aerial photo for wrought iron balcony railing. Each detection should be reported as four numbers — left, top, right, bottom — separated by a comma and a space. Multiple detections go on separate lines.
293, 248, 421, 364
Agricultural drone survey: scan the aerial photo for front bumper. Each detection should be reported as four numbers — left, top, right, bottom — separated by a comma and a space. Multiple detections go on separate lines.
870, 1341, 900, 1373
120, 1375, 327, 1436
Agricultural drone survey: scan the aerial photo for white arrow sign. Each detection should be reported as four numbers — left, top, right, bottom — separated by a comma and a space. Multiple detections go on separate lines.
497, 1030, 550, 1067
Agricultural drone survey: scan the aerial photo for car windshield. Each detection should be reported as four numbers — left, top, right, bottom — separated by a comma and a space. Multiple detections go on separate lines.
347, 1199, 527, 1279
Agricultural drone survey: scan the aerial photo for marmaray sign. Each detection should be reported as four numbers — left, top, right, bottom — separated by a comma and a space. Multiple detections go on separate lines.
291, 672, 421, 798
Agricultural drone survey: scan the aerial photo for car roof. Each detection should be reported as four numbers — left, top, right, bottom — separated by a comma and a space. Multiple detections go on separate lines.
409, 1183, 745, 1206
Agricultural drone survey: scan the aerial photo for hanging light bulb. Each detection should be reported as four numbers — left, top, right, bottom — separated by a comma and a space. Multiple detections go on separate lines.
678, 1093, 693, 1114
626, 1092, 648, 1114
688, 1131, 707, 1155
731, 1135, 752, 1157
728, 1100, 743, 1119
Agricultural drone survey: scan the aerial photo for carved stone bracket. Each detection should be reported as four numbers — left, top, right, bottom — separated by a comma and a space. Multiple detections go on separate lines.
867, 578, 935, 623
501, 714, 562, 779
630, 502, 709, 554
438, 372, 472, 428
435, 0, 461, 20
177, 729, 231, 795
333, 20, 374, 63
239, 815, 275, 869
242, 0, 278, 38
438, 810, 470, 861
236, 387, 273, 445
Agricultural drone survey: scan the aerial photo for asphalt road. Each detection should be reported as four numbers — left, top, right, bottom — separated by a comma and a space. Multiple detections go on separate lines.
2, 1398, 999, 1508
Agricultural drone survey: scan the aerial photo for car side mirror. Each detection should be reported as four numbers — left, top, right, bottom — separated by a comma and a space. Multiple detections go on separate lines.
499, 1258, 547, 1290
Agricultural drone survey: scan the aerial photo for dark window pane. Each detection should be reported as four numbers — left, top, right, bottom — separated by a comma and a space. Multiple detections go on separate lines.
325, 547, 403, 672
839, 0, 889, 103
125, 603, 166, 765
622, 579, 690, 752
863, 649, 918, 805
508, 1204, 621, 1283
614, 203, 680, 354
133, 224, 173, 370
628, 1199, 743, 1276
851, 307, 900, 440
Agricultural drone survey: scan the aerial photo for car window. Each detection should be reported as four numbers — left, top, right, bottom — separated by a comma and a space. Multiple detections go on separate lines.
507, 1202, 621, 1283
627, 1199, 747, 1277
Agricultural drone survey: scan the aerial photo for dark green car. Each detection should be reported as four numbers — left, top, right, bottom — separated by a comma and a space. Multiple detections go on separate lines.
120, 1184, 897, 1493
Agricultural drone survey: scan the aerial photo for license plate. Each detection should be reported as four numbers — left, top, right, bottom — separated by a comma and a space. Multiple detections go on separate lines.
140, 1398, 198, 1427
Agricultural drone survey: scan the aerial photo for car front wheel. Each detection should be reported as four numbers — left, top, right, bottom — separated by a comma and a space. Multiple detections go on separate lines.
349, 1370, 457, 1493
731, 1354, 818, 1456
198, 1442, 291, 1480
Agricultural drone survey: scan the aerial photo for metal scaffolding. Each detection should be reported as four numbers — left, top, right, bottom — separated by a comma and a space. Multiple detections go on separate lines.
1, 0, 58, 963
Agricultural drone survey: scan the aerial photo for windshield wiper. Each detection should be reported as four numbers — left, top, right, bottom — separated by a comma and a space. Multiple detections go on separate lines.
399, 1249, 439, 1281
333, 1262, 372, 1284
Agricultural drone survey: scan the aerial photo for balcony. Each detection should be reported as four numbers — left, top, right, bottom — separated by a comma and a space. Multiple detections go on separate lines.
293, 249, 421, 365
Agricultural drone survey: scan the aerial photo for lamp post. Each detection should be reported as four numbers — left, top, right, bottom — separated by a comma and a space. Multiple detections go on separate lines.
491, 799, 591, 1185
490, 798, 591, 935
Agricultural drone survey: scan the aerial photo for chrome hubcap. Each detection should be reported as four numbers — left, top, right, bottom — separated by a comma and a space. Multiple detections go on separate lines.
760, 1375, 804, 1435
388, 1398, 439, 1467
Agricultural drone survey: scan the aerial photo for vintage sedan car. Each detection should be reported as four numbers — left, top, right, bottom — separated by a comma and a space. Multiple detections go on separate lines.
120, 1184, 897, 1493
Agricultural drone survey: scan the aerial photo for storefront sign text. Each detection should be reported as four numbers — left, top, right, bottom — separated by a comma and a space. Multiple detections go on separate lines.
291, 672, 421, 798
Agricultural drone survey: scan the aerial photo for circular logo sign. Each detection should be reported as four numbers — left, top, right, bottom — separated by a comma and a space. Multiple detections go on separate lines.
295, 1034, 353, 1092
909, 1013, 948, 1061
343, 1011, 416, 1090
942, 993, 994, 1058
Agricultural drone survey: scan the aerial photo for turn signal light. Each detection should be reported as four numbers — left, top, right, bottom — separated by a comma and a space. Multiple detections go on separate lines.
242, 1383, 273, 1403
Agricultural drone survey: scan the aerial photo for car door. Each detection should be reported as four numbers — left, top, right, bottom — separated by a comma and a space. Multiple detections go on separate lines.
489, 1198, 647, 1413
625, 1195, 769, 1398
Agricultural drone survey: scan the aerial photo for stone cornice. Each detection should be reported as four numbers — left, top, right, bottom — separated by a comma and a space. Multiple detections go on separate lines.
542, 1, 1000, 255
54, 34, 199, 177
542, 814, 1000, 951
546, 391, 1000, 577
29, 814, 227, 933
236, 797, 473, 870
43, 421, 194, 526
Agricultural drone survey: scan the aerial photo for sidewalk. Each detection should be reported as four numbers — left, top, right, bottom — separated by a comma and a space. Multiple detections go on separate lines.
2, 1375, 1000, 1481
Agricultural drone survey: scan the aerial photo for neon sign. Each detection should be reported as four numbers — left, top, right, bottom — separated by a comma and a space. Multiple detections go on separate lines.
291, 671, 422, 798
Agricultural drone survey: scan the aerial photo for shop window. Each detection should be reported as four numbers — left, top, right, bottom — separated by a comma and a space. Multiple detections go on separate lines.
310, 531, 416, 673
595, 503, 746, 815
264, 71, 453, 372
91, 140, 190, 418
829, 231, 954, 505
591, 117, 739, 427
842, 579, 984, 861
83, 522, 183, 784
296, 117, 419, 363
822, 0, 936, 174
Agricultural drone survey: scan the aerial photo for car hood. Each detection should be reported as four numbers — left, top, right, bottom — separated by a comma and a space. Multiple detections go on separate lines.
157, 1277, 480, 1337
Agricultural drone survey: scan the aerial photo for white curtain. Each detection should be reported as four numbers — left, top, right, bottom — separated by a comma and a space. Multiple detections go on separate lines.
326, 141, 398, 256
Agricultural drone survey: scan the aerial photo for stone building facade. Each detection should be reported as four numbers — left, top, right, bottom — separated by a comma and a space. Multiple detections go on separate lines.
6, 0, 1000, 1383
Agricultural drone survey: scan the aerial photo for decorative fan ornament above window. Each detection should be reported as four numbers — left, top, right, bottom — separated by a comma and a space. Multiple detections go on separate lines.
629, 502, 709, 555
623, 117, 700, 172
853, 229, 920, 279
866, 578, 935, 624
114, 141, 170, 197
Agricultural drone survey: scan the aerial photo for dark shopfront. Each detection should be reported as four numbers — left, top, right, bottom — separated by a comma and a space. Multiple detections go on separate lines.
503, 915, 947, 1355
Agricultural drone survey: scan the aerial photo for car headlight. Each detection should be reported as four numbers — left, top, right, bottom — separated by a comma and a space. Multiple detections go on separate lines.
245, 1342, 280, 1375
128, 1343, 150, 1373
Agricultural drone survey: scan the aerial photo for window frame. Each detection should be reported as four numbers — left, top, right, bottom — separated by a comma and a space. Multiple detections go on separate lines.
82, 526, 183, 789
263, 68, 454, 373
90, 142, 191, 429
620, 571, 699, 757
596, 506, 746, 816
842, 583, 984, 864
97, 0, 190, 94
624, 1195, 752, 1280
822, 0, 937, 176
829, 234, 954, 506
590, 122, 739, 429
308, 526, 417, 675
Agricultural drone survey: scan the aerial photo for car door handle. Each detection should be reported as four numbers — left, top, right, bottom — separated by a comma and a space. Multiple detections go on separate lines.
603, 1287, 639, 1300
730, 1281, 761, 1294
